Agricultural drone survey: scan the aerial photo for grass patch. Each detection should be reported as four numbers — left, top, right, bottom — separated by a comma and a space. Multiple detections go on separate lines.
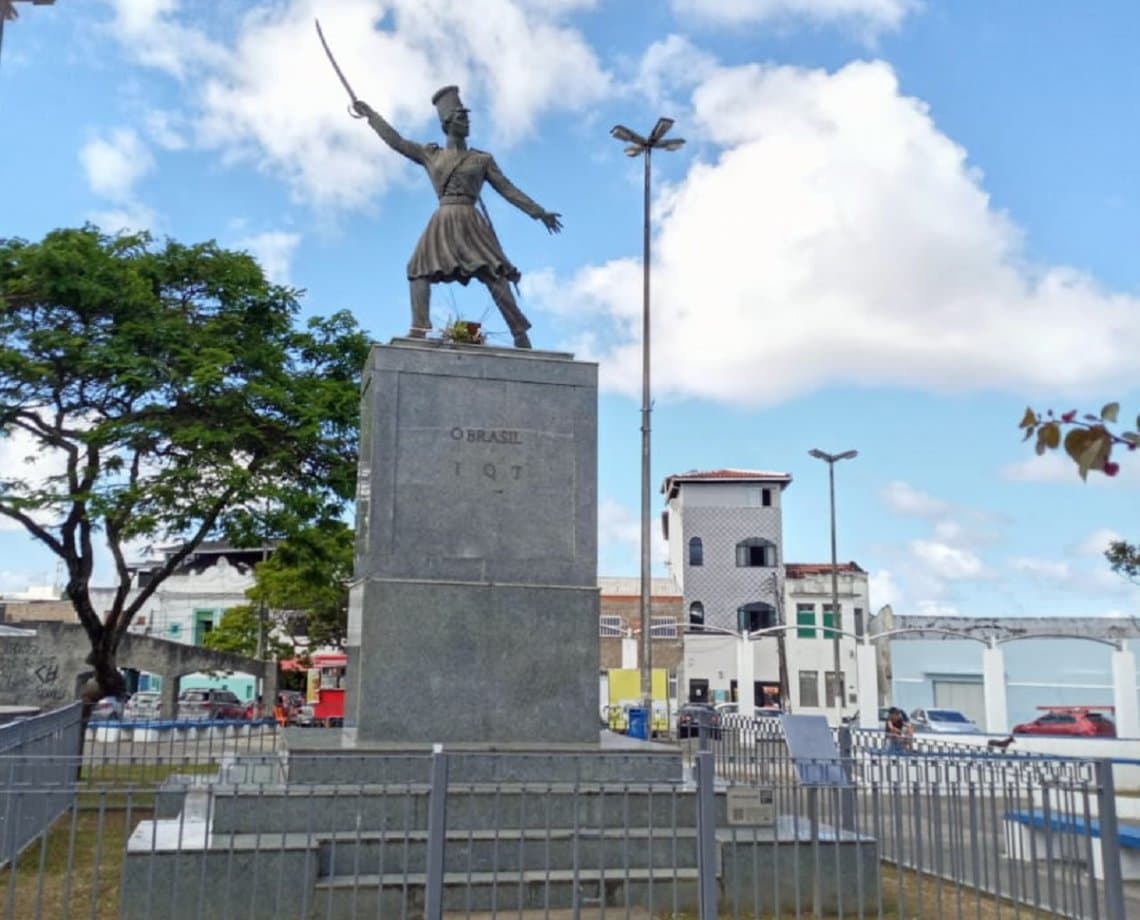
3, 800, 145, 920
80, 761, 218, 787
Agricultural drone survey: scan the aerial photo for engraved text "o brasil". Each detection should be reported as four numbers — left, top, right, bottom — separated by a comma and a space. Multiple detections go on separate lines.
449, 427, 523, 445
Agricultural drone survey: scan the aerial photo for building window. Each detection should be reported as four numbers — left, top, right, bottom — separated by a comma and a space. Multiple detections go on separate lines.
688, 601, 705, 630
650, 616, 678, 639
825, 671, 842, 708
822, 604, 839, 639
688, 537, 703, 566
599, 615, 622, 637
762, 488, 772, 507
689, 678, 710, 702
738, 601, 777, 633
735, 538, 776, 568
798, 670, 819, 708
854, 607, 864, 638
796, 603, 815, 638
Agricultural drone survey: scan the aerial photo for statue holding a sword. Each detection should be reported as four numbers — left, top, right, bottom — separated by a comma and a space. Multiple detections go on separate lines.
316, 21, 562, 348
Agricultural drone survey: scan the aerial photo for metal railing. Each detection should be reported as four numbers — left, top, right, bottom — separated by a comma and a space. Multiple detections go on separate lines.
1, 703, 83, 866
2, 715, 1132, 919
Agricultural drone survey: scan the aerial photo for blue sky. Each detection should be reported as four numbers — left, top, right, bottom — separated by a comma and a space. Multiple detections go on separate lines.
2, 0, 1139, 621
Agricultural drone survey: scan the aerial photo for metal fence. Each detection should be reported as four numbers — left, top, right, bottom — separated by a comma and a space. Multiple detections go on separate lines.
2, 719, 1134, 919
0, 703, 83, 867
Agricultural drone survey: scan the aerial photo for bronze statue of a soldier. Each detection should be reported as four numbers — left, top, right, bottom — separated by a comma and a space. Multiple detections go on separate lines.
352, 86, 562, 348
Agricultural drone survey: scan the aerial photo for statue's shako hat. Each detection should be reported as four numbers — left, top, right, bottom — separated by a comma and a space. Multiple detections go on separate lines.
431, 85, 466, 126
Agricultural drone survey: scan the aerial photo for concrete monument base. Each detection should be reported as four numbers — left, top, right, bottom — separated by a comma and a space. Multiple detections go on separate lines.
346, 339, 599, 745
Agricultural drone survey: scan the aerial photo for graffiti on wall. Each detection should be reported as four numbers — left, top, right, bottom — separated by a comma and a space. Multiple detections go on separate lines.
0, 651, 68, 704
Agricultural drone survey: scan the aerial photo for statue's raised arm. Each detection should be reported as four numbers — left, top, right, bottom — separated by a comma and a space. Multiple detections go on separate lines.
352, 100, 425, 165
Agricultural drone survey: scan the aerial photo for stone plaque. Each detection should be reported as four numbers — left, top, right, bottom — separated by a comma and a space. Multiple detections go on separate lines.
726, 786, 776, 826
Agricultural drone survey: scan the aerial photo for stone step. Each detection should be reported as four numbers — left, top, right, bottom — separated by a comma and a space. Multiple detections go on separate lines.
312, 866, 703, 917
282, 748, 685, 785
312, 826, 700, 876
208, 783, 725, 835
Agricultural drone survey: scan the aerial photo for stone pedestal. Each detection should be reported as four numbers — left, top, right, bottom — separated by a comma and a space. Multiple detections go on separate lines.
346, 340, 599, 744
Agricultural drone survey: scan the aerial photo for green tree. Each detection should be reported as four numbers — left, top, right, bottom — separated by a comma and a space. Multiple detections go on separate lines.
1106, 540, 1140, 585
0, 226, 370, 702
204, 521, 353, 659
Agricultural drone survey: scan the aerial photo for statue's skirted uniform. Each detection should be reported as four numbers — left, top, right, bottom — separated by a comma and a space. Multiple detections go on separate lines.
406, 145, 544, 286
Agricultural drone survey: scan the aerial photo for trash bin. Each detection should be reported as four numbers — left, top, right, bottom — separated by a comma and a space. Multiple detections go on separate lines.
627, 707, 649, 741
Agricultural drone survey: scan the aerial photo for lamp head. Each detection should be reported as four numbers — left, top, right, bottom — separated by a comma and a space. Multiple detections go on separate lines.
610, 124, 646, 147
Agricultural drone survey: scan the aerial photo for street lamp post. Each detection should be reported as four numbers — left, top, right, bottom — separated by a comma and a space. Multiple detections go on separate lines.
610, 118, 685, 716
808, 447, 857, 721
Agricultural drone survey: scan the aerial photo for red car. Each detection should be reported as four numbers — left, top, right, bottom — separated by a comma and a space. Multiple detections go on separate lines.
1012, 706, 1116, 738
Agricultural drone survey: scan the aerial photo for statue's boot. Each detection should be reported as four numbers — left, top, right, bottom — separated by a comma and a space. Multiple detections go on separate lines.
409, 279, 431, 337
487, 278, 532, 349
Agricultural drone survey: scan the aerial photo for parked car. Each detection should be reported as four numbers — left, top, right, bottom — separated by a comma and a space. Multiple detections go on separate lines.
90, 696, 124, 721
176, 688, 246, 721
124, 691, 161, 722
909, 708, 981, 734
715, 702, 782, 724
677, 703, 721, 739
1012, 707, 1116, 738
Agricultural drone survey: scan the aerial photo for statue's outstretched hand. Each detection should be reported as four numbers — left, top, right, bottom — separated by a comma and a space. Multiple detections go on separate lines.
540, 211, 563, 234
352, 100, 374, 118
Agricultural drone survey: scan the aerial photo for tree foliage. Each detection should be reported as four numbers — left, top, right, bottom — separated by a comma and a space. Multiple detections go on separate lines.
1019, 403, 1139, 480
0, 226, 369, 699
1106, 540, 1140, 586
203, 521, 353, 659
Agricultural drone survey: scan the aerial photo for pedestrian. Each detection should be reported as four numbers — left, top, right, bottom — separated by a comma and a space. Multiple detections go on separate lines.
885, 707, 912, 754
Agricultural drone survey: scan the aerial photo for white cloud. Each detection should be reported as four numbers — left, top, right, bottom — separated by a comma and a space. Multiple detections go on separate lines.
105, 0, 227, 79
1001, 448, 1140, 485
909, 540, 989, 580
1075, 528, 1123, 557
632, 35, 718, 110
1009, 557, 1072, 581
234, 231, 302, 284
110, 0, 610, 210
79, 129, 154, 200
881, 480, 949, 517
599, 497, 668, 572
548, 60, 1140, 403
0, 427, 70, 532
79, 128, 159, 233
914, 600, 962, 618
671, 0, 918, 37
90, 204, 159, 235
868, 568, 901, 609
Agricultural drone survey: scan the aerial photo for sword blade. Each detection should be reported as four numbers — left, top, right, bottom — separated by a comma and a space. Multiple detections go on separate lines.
314, 18, 358, 104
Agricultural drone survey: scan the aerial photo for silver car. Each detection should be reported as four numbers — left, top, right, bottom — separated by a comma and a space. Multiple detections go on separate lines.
124, 691, 162, 721
909, 707, 981, 734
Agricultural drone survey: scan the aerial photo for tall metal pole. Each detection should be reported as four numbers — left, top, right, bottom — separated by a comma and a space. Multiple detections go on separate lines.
827, 461, 841, 713
639, 144, 653, 714
611, 118, 684, 723
809, 447, 856, 721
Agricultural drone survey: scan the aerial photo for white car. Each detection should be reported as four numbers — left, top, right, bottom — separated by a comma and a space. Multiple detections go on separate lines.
909, 707, 981, 734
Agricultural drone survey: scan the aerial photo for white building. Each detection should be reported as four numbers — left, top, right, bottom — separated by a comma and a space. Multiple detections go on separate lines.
88, 541, 270, 700
662, 468, 869, 723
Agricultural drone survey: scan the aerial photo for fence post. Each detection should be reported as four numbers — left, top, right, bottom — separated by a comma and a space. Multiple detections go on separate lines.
425, 745, 449, 920
1095, 759, 1126, 920
695, 750, 718, 920
837, 725, 856, 832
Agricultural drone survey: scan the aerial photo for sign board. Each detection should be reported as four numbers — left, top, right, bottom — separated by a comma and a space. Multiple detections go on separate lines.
780, 713, 851, 788
726, 786, 776, 826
